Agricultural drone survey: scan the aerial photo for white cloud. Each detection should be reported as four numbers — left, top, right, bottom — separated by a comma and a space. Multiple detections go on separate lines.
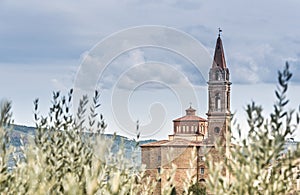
94, 46, 208, 91
1, 0, 300, 85
116, 62, 190, 90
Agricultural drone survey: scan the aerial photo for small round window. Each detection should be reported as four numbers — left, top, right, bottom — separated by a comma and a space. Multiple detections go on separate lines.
214, 127, 220, 134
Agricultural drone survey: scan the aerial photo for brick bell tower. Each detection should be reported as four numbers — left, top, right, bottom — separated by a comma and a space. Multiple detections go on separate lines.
207, 30, 231, 144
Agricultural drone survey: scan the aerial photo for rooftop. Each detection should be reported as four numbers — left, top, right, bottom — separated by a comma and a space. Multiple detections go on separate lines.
173, 106, 207, 122
140, 138, 215, 147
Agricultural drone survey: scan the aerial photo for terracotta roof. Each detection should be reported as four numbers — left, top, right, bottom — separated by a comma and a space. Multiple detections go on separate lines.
173, 106, 207, 122
163, 139, 203, 146
173, 115, 207, 122
141, 138, 215, 147
212, 36, 227, 69
140, 140, 169, 147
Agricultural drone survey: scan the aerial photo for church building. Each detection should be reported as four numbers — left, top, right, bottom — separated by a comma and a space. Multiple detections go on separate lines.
141, 33, 232, 193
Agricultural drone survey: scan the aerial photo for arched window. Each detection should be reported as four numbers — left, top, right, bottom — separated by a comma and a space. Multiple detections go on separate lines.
227, 92, 230, 111
215, 71, 219, 80
215, 70, 223, 81
226, 69, 229, 80
215, 93, 221, 111
199, 178, 206, 183
200, 167, 205, 175
214, 127, 220, 134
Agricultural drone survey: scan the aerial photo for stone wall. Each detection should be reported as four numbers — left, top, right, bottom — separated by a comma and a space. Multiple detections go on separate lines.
141, 146, 161, 169
142, 145, 229, 194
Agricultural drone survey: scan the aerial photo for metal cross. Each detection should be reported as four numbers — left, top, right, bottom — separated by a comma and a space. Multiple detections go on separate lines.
218, 27, 222, 37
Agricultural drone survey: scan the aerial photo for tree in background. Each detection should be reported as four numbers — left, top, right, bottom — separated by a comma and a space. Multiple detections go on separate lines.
188, 182, 206, 195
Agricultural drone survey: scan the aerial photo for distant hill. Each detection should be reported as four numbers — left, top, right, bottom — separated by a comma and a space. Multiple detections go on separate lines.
9, 124, 157, 164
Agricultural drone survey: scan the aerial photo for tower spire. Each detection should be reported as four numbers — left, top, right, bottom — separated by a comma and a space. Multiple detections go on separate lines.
213, 29, 226, 69
207, 30, 231, 144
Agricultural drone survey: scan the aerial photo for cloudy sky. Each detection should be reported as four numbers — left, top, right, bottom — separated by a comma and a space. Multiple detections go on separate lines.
1, 0, 300, 140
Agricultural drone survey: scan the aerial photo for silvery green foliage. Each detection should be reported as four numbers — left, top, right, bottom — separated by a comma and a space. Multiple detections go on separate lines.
0, 100, 15, 192
207, 62, 300, 195
0, 90, 163, 194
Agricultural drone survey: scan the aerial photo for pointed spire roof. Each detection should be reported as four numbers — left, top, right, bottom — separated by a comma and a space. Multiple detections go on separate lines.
212, 33, 227, 69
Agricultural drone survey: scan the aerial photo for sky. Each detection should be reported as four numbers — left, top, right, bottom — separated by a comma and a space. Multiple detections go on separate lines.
0, 0, 300, 140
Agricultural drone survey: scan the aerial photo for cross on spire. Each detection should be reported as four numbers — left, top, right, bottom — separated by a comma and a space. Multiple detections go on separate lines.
218, 27, 222, 37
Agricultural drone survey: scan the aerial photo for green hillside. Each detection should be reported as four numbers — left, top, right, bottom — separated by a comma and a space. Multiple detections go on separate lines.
10, 124, 156, 164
